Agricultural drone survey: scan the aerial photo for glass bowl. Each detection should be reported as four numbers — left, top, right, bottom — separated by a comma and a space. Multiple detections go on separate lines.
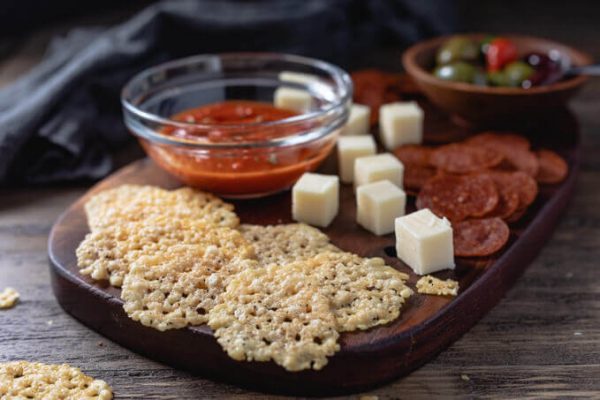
121, 53, 352, 198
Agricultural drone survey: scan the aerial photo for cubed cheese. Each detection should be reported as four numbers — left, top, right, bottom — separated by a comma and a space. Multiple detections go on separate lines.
274, 87, 312, 112
394, 209, 455, 275
292, 173, 339, 227
279, 71, 319, 84
354, 153, 404, 189
379, 101, 424, 150
337, 135, 376, 183
342, 104, 370, 136
356, 180, 406, 235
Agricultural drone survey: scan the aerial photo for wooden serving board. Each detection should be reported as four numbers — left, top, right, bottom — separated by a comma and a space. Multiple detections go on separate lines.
48, 98, 580, 396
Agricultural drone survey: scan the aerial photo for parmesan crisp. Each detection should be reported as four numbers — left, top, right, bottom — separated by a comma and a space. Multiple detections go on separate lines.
239, 223, 340, 266
209, 263, 340, 371
77, 215, 247, 287
293, 252, 412, 332
0, 361, 112, 399
209, 251, 413, 370
121, 239, 256, 331
85, 185, 238, 231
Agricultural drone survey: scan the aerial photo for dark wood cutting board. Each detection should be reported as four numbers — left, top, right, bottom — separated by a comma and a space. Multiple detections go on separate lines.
48, 97, 581, 396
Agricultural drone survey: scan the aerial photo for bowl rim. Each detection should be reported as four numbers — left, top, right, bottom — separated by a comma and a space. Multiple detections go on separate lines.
402, 33, 593, 95
121, 52, 352, 149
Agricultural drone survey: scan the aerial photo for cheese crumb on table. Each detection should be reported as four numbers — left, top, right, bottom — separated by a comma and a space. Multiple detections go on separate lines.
416, 275, 459, 296
354, 153, 404, 189
337, 135, 376, 183
395, 209, 455, 275
292, 173, 339, 227
0, 287, 19, 309
380, 101, 424, 150
357, 180, 406, 235
342, 104, 371, 136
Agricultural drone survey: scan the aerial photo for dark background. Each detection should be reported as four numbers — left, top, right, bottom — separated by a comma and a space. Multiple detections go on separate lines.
2, 0, 598, 67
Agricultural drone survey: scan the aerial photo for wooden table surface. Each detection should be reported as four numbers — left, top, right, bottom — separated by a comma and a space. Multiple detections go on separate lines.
2, 7, 600, 399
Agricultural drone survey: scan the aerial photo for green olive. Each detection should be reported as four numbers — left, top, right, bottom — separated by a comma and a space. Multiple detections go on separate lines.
436, 36, 480, 65
487, 70, 508, 87
504, 61, 535, 87
434, 62, 478, 83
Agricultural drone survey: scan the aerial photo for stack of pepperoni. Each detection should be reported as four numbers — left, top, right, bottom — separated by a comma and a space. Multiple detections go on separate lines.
394, 132, 569, 258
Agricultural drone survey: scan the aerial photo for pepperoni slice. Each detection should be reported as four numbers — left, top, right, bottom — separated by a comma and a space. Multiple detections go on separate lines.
430, 143, 503, 174
536, 149, 568, 184
466, 132, 531, 150
487, 171, 538, 213
404, 165, 437, 193
394, 145, 436, 192
394, 145, 433, 166
466, 132, 539, 176
453, 218, 510, 257
504, 148, 540, 177
505, 207, 527, 224
416, 173, 499, 222
483, 172, 521, 220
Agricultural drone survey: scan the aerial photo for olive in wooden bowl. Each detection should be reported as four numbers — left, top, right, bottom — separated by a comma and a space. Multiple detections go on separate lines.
402, 34, 593, 127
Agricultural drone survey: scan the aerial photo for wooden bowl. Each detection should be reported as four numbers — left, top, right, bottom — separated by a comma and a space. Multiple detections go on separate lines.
402, 34, 593, 128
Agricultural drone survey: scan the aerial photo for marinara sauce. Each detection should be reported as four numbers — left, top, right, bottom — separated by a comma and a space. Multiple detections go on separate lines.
143, 100, 336, 197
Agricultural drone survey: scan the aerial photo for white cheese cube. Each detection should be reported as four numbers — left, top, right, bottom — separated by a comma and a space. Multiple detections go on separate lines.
356, 180, 406, 235
379, 101, 424, 150
395, 209, 455, 275
292, 173, 339, 227
279, 71, 319, 84
274, 87, 312, 113
337, 135, 376, 183
342, 104, 371, 136
354, 153, 404, 189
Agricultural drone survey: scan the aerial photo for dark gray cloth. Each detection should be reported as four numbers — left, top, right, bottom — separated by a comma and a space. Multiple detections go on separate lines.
0, 0, 455, 185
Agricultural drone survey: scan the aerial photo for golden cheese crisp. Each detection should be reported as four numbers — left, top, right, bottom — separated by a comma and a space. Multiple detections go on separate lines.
0, 361, 112, 399
84, 185, 239, 231
0, 287, 19, 309
298, 252, 413, 332
208, 263, 340, 372
76, 215, 247, 287
121, 240, 256, 331
416, 275, 459, 296
239, 223, 340, 266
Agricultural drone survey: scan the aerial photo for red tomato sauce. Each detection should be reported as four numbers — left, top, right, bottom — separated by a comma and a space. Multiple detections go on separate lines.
145, 101, 335, 196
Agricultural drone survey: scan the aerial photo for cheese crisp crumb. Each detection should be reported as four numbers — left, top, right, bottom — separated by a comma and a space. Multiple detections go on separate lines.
0, 361, 113, 399
416, 275, 459, 296
0, 287, 19, 309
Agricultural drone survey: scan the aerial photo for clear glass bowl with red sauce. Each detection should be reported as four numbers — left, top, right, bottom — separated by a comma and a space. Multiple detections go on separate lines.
121, 53, 352, 198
